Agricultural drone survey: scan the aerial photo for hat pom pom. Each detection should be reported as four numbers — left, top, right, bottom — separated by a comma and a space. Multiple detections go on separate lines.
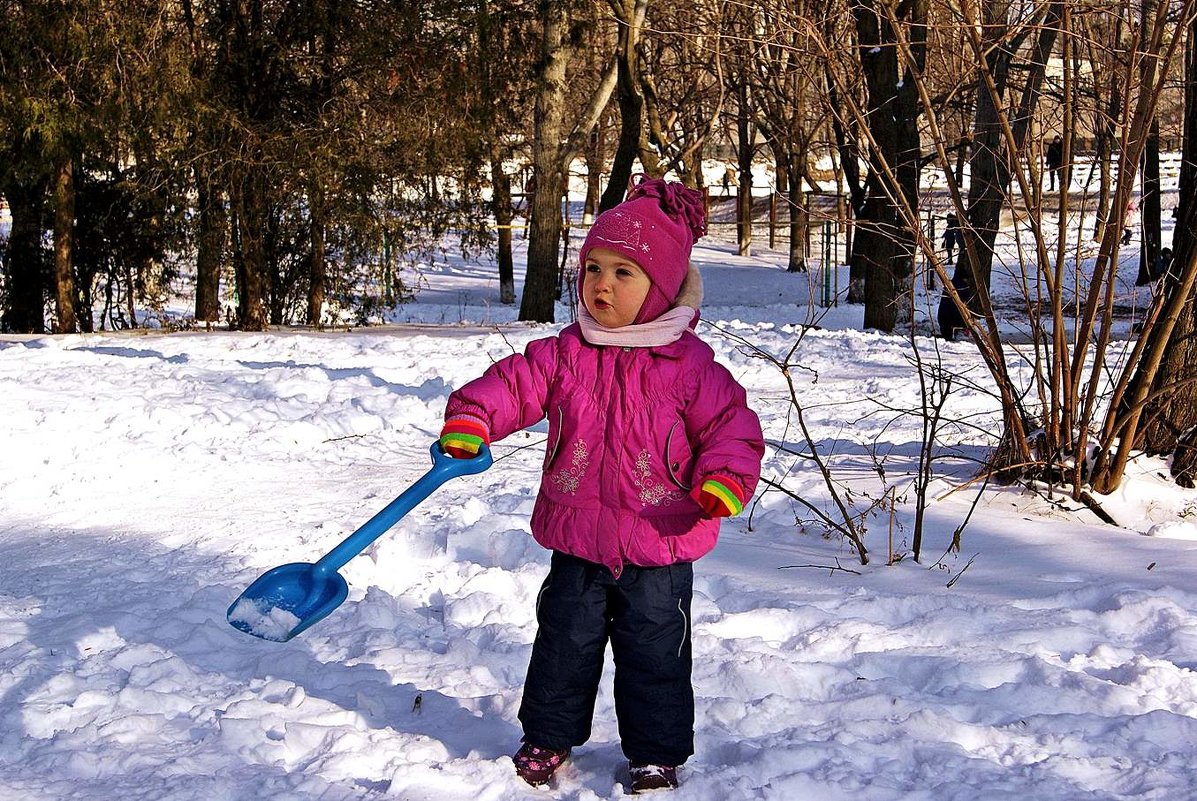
627, 176, 707, 244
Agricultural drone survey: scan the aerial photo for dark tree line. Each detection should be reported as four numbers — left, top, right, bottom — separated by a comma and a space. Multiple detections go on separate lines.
1, 0, 521, 332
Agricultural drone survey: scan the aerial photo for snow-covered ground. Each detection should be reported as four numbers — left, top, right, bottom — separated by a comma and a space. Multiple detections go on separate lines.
2, 209, 1197, 800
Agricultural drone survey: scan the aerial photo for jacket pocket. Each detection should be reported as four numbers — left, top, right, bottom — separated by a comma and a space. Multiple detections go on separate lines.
543, 405, 564, 471
663, 421, 694, 492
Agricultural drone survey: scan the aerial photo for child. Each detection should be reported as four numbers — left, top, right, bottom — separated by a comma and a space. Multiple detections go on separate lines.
439, 177, 764, 792
943, 213, 962, 264
1122, 199, 1139, 246
1045, 135, 1064, 191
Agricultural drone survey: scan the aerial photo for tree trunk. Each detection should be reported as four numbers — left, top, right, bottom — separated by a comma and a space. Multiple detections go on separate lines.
520, 0, 571, 323
1114, 199, 1197, 485
891, 0, 926, 330
787, 154, 808, 273
1086, 0, 1194, 493
1, 175, 48, 334
856, 201, 899, 331
1126, 19, 1197, 487
1094, 67, 1122, 242
490, 152, 517, 304
958, 7, 1027, 336
736, 80, 754, 257
599, 0, 646, 213
52, 155, 78, 334
478, 0, 518, 306
852, 0, 919, 332
828, 72, 865, 296
583, 126, 605, 224
232, 167, 270, 331
268, 206, 285, 326
306, 183, 327, 326
1137, 118, 1161, 286
194, 167, 225, 323
948, 3, 1060, 325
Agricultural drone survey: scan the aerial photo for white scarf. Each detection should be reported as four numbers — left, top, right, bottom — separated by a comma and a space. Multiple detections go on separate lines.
577, 304, 696, 347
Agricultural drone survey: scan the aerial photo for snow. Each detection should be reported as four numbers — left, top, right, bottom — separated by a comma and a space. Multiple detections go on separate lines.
228, 599, 302, 642
2, 224, 1196, 799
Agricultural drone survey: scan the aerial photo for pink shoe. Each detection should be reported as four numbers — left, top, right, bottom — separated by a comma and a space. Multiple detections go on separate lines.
512, 742, 571, 786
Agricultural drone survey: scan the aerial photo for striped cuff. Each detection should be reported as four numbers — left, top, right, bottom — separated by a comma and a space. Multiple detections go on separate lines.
439, 414, 490, 457
695, 475, 746, 517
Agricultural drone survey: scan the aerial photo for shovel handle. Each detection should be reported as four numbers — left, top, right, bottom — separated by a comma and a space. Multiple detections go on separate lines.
313, 441, 492, 575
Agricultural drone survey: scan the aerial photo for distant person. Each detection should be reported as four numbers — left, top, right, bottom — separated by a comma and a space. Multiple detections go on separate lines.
722, 164, 736, 197
937, 272, 974, 341
1153, 247, 1174, 282
1122, 199, 1138, 246
1045, 135, 1064, 191
438, 177, 764, 793
943, 213, 963, 264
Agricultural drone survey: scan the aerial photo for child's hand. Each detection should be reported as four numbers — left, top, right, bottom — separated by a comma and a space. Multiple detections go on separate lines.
439, 415, 490, 459
691, 476, 746, 518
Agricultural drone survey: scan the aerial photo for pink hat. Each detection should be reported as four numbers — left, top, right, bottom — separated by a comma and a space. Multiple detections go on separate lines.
579, 177, 707, 324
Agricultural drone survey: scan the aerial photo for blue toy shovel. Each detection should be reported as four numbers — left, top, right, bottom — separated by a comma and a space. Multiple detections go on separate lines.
227, 442, 492, 642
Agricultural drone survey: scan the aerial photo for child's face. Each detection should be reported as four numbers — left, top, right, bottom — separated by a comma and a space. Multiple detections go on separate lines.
582, 247, 652, 328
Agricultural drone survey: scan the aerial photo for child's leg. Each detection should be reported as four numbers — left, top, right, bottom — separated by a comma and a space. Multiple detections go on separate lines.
609, 562, 695, 767
518, 551, 611, 750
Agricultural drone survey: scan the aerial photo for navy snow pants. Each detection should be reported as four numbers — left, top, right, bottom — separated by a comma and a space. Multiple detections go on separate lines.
518, 551, 695, 767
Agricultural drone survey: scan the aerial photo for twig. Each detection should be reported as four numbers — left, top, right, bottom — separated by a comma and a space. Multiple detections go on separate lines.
945, 554, 978, 588
757, 477, 850, 538
490, 437, 548, 464
935, 460, 1041, 500
706, 321, 869, 564
1025, 480, 1121, 527
1077, 490, 1120, 527
777, 559, 863, 576
765, 440, 821, 461
491, 324, 520, 357
322, 434, 367, 444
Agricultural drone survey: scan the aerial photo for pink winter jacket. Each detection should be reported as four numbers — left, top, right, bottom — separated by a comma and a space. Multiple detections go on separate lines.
445, 323, 764, 576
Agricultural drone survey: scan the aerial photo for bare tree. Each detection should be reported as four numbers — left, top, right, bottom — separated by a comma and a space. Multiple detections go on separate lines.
822, 0, 927, 332
636, 0, 726, 188
751, 0, 828, 273
721, 1, 761, 257
598, 0, 649, 211
477, 0, 538, 306
520, 0, 617, 323
1093, 0, 1197, 490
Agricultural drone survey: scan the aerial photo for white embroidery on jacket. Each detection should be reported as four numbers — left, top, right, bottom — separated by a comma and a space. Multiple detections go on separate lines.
551, 440, 589, 495
634, 450, 684, 506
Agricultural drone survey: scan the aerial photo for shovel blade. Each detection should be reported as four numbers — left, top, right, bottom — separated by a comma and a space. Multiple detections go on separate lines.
226, 562, 348, 642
